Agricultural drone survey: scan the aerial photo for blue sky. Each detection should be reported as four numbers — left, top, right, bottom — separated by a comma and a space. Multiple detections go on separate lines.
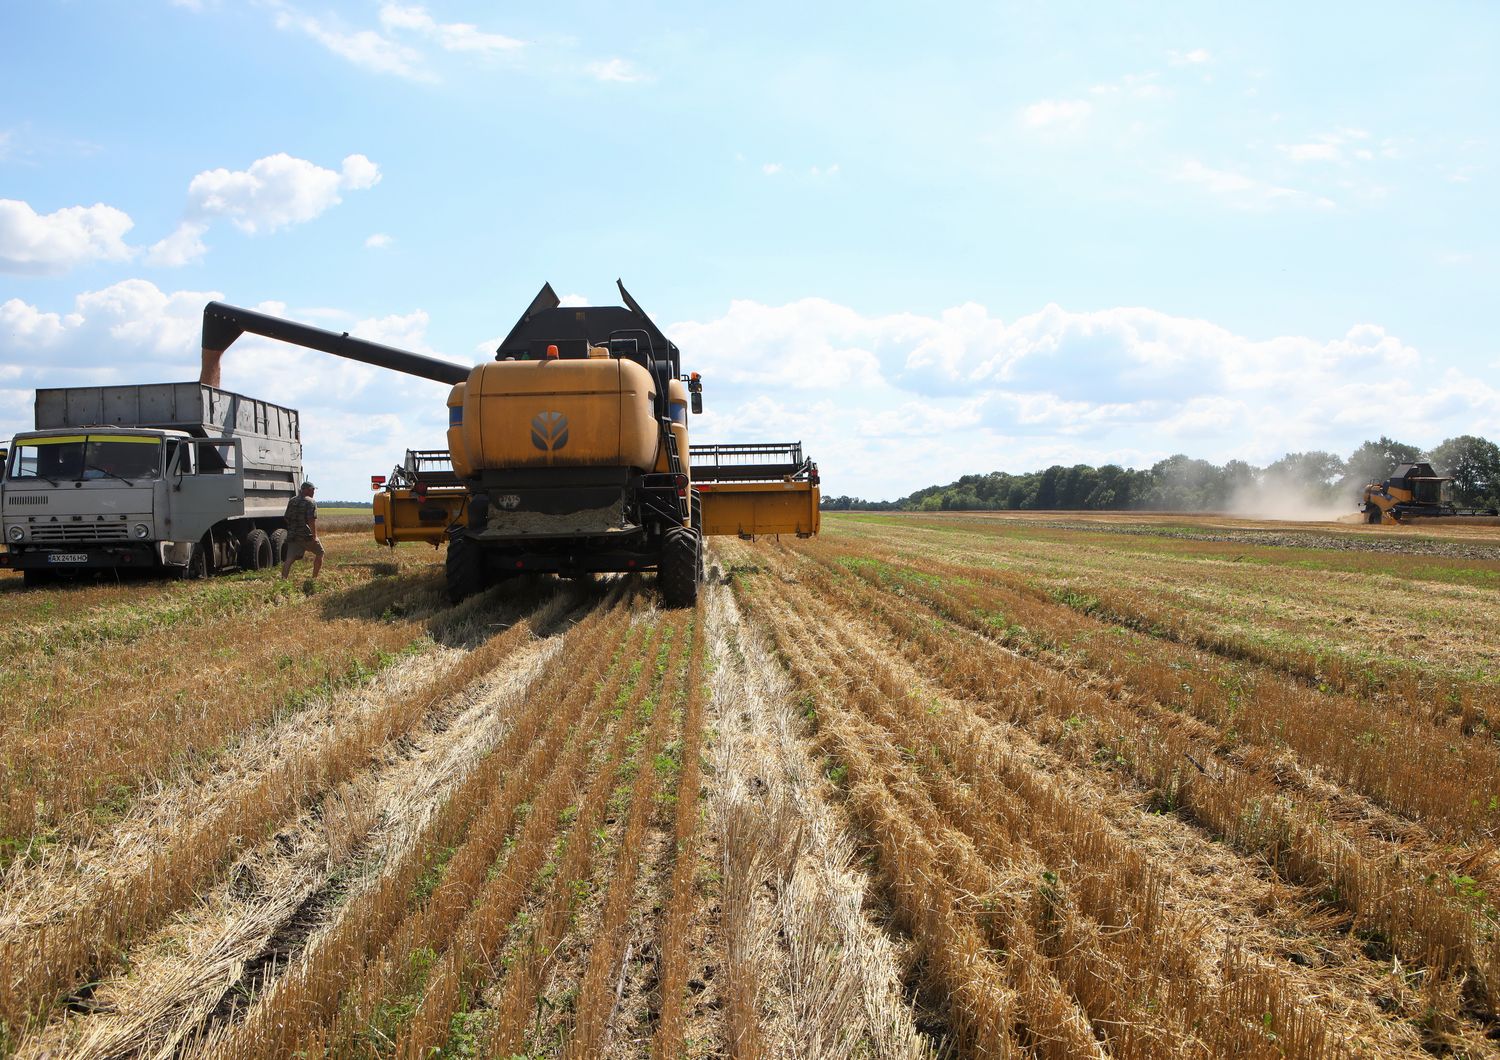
2, 0, 1496, 500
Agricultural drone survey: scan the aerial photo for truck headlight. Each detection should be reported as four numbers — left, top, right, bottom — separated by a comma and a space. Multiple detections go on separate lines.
132, 522, 151, 539
6, 525, 22, 542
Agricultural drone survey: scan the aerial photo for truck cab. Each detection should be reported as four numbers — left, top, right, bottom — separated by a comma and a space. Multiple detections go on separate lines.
0, 383, 301, 584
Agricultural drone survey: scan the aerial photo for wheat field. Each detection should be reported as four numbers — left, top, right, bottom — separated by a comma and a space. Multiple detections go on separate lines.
1, 512, 1497, 1058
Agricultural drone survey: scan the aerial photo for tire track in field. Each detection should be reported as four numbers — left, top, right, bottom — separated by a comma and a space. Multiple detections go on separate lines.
697, 571, 935, 1060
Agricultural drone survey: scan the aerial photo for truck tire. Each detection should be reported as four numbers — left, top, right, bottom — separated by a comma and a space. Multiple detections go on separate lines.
659, 526, 701, 608
179, 542, 209, 581
270, 528, 288, 565
239, 529, 274, 570
445, 533, 483, 604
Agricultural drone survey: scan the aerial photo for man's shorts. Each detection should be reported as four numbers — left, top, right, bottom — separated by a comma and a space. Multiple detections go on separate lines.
284, 538, 325, 561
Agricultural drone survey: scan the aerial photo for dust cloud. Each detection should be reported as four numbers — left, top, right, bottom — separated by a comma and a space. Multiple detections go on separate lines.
1225, 472, 1351, 522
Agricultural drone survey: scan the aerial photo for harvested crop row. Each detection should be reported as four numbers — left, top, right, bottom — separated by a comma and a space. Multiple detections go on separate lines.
482, 610, 693, 1057
652, 610, 710, 1059
809, 537, 1500, 839
0, 549, 450, 842
701, 578, 933, 1060
360, 604, 664, 1059
828, 525, 1495, 731
832, 516, 1498, 703
0, 580, 565, 1045
198, 588, 643, 1058
739, 560, 1355, 1058
21, 603, 576, 1060
750, 543, 1500, 1049
561, 614, 691, 1059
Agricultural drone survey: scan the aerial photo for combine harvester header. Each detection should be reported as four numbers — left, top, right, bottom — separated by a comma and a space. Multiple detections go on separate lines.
198, 281, 819, 606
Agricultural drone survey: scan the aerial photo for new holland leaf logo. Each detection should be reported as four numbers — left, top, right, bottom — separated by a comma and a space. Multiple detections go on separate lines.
530, 411, 569, 453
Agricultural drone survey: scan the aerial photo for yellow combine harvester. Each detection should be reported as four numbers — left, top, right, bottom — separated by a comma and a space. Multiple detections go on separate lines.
1359, 462, 1500, 526
198, 282, 819, 606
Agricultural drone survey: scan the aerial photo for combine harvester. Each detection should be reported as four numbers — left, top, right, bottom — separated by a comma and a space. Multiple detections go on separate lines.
1359, 462, 1500, 526
199, 281, 819, 606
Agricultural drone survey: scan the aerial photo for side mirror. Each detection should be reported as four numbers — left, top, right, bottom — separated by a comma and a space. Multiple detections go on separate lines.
687, 372, 703, 414
690, 392, 703, 415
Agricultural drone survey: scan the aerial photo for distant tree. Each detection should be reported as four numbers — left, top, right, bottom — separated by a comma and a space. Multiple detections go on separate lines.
1430, 435, 1500, 508
1340, 436, 1426, 497
1144, 455, 1221, 510
1264, 450, 1344, 501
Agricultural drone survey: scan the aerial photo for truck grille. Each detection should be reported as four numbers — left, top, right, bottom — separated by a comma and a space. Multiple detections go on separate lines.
30, 523, 131, 543
8, 494, 48, 507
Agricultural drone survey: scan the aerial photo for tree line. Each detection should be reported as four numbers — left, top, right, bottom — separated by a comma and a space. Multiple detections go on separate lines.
820, 435, 1500, 513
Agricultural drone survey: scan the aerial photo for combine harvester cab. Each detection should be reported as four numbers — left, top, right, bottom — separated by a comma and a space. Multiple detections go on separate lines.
1359, 462, 1500, 526
199, 281, 819, 607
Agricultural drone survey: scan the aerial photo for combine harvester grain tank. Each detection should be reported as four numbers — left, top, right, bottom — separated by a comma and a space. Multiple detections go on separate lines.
197, 281, 819, 606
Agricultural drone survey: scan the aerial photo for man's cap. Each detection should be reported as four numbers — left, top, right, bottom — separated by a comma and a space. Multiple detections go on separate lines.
301, 480, 316, 490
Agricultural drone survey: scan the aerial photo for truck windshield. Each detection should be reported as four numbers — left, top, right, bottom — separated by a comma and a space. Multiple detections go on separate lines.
8, 435, 162, 482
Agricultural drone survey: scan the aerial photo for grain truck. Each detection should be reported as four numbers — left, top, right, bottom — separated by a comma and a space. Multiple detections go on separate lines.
0, 383, 303, 585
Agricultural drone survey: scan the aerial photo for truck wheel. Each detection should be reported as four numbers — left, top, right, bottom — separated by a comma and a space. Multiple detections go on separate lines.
445, 533, 483, 604
22, 569, 54, 589
239, 529, 273, 570
180, 540, 209, 580
270, 528, 288, 565
659, 527, 701, 608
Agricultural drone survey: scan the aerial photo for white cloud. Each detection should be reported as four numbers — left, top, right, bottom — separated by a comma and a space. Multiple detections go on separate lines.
761, 162, 783, 176
1089, 72, 1167, 101
146, 221, 209, 267
365, 232, 393, 249
809, 163, 841, 177
378, 4, 523, 54
184, 152, 381, 234
667, 297, 1497, 499
273, 7, 433, 81
0, 199, 136, 275
1276, 128, 1373, 165
1168, 48, 1212, 65
1174, 160, 1334, 210
1020, 98, 1092, 131
587, 58, 648, 83
558, 293, 589, 307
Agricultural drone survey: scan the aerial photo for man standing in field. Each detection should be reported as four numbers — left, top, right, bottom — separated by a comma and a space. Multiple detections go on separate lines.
281, 480, 324, 580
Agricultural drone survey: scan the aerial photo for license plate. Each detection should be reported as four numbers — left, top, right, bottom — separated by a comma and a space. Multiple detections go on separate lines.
47, 553, 88, 564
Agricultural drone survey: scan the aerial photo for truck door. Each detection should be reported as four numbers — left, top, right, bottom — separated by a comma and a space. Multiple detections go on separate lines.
168, 438, 244, 543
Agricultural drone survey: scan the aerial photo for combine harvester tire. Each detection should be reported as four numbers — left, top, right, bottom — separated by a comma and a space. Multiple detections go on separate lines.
659, 526, 702, 608
445, 532, 484, 604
